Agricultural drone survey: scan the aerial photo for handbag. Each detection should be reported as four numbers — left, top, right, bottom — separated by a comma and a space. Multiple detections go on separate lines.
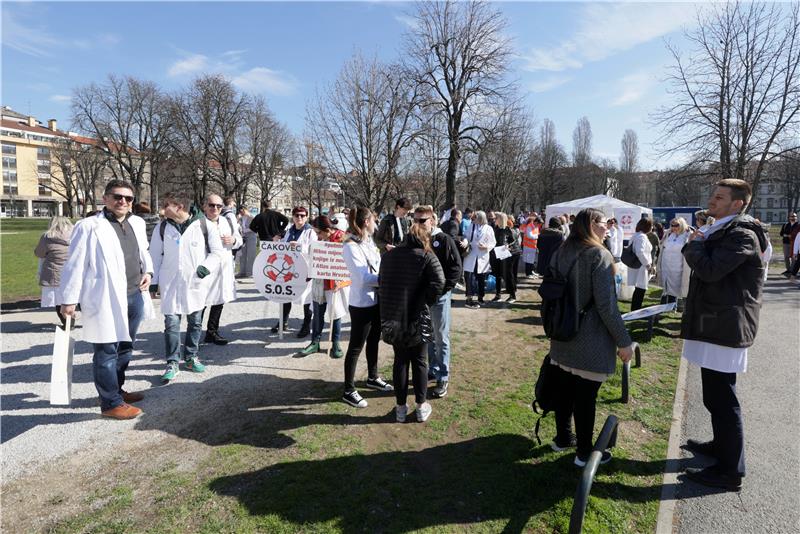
531, 354, 557, 445
50, 316, 75, 405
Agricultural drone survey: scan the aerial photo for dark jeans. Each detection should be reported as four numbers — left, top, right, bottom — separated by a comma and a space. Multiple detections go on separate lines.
344, 304, 381, 393
204, 303, 224, 334
312, 301, 341, 343
393, 343, 428, 405
503, 256, 520, 298
283, 302, 312, 326
490, 254, 503, 295
164, 310, 203, 362
552, 363, 603, 458
631, 287, 646, 311
92, 291, 145, 411
701, 367, 746, 477
465, 271, 486, 300
525, 261, 535, 276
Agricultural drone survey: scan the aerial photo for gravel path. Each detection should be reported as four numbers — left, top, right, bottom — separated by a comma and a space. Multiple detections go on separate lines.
0, 280, 363, 482
674, 275, 800, 533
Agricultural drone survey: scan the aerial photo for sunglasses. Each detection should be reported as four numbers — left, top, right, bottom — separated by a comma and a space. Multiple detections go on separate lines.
414, 217, 429, 223
111, 193, 134, 203
207, 203, 223, 209
293, 213, 307, 218
670, 224, 680, 227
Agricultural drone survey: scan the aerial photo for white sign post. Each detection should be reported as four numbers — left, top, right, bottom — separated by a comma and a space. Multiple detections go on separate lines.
253, 241, 309, 340
308, 242, 351, 349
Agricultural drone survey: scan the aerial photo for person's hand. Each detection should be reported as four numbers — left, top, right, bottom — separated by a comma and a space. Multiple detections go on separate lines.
138, 273, 152, 291
688, 229, 703, 242
61, 304, 77, 317
221, 235, 234, 246
385, 244, 395, 251
618, 345, 634, 363
272, 236, 281, 242
196, 265, 211, 279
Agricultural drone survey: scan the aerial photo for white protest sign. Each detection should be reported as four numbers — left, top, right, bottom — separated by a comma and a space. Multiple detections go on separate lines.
615, 208, 640, 240
308, 242, 351, 281
253, 241, 308, 303
621, 302, 677, 321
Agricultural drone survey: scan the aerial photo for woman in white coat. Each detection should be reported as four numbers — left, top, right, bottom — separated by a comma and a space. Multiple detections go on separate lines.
150, 194, 225, 383
463, 210, 496, 309
272, 206, 318, 337
656, 217, 691, 305
628, 217, 654, 311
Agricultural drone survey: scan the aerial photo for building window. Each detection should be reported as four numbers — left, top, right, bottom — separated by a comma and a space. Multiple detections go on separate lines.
2, 143, 15, 155
2, 156, 16, 169
37, 146, 50, 157
767, 198, 774, 208
766, 211, 774, 222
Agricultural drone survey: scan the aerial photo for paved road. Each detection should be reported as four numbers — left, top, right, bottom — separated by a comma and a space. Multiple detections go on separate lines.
674, 275, 800, 533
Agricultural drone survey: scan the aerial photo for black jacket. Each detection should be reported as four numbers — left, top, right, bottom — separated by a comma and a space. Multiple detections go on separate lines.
536, 228, 566, 275
680, 214, 768, 348
440, 219, 460, 240
249, 209, 288, 241
780, 222, 798, 244
374, 213, 409, 254
378, 234, 445, 346
432, 231, 463, 294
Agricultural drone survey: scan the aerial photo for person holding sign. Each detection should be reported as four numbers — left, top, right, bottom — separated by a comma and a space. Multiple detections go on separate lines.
60, 180, 154, 419
296, 215, 349, 358
341, 207, 393, 408
379, 206, 445, 422
271, 206, 317, 337
151, 192, 225, 383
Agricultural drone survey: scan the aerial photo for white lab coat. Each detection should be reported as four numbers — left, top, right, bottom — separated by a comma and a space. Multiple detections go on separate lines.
150, 218, 225, 315
205, 214, 242, 306
627, 231, 653, 290
463, 223, 497, 274
282, 224, 317, 305
60, 212, 155, 344
656, 232, 690, 298
608, 226, 624, 259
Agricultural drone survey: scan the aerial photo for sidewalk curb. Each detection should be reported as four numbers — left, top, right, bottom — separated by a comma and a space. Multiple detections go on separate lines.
655, 352, 688, 534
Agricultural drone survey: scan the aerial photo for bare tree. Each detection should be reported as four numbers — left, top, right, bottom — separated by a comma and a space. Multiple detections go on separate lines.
71, 75, 168, 199
247, 97, 292, 207
615, 129, 640, 200
291, 139, 328, 215
48, 138, 112, 216
774, 149, 800, 215
405, 0, 514, 206
46, 142, 80, 217
654, 2, 800, 210
530, 118, 569, 208
572, 116, 593, 168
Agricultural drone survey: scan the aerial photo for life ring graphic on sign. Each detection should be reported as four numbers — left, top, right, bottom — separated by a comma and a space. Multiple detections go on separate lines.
621, 214, 633, 225
264, 253, 299, 283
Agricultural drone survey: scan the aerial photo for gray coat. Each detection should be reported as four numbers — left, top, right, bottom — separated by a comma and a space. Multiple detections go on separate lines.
549, 243, 632, 375
34, 234, 70, 287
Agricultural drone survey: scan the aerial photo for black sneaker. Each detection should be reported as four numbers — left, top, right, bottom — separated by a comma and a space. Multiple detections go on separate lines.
551, 433, 577, 452
203, 331, 229, 345
342, 390, 368, 408
491, 294, 502, 302
465, 299, 480, 309
506, 296, 517, 304
574, 450, 612, 467
365, 377, 394, 391
685, 439, 715, 457
685, 466, 742, 491
477, 298, 486, 305
432, 380, 449, 398
270, 323, 289, 334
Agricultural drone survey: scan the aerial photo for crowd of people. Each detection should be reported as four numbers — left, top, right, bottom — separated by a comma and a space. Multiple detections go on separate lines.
33, 179, 776, 487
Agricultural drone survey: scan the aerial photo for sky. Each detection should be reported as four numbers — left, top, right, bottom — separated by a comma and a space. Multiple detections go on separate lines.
1, 1, 702, 170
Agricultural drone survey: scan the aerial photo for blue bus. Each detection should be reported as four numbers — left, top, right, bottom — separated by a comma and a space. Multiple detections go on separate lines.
651, 206, 702, 228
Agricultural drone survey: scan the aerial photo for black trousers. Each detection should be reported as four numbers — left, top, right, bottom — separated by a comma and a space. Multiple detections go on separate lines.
701, 367, 746, 477
205, 303, 224, 333
631, 287, 646, 311
393, 343, 428, 405
503, 256, 520, 298
344, 304, 381, 393
490, 253, 503, 295
659, 294, 677, 305
282, 302, 312, 326
552, 364, 603, 457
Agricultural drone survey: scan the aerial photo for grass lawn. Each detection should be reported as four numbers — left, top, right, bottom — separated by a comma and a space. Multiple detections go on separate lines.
0, 218, 51, 303
43, 285, 681, 533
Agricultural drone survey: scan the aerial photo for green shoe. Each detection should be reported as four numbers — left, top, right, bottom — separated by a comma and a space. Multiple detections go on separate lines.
162, 362, 179, 382
184, 356, 206, 373
329, 341, 344, 359
296, 341, 321, 357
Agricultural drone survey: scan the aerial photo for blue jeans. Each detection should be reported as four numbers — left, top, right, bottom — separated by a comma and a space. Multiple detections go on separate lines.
312, 301, 341, 343
164, 310, 203, 363
92, 291, 145, 411
428, 291, 452, 382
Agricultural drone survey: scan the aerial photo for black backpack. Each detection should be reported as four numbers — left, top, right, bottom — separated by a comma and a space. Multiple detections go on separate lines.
538, 248, 592, 342
531, 354, 557, 445
620, 241, 642, 269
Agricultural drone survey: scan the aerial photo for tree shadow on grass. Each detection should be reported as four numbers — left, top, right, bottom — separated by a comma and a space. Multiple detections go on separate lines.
207, 434, 672, 533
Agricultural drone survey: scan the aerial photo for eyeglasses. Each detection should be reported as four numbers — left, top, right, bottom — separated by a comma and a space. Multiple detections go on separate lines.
670, 224, 680, 227
293, 213, 307, 218
596, 220, 608, 226
111, 193, 134, 203
207, 203, 223, 209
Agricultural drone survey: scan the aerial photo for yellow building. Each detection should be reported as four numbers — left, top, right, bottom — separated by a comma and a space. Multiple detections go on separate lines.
1, 106, 69, 217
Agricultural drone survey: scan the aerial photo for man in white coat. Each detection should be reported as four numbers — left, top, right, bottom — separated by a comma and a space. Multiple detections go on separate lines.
150, 191, 225, 383
60, 180, 154, 420
202, 194, 242, 345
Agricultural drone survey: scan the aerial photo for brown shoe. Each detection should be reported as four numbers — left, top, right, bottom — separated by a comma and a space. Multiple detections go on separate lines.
101, 403, 142, 420
121, 390, 144, 403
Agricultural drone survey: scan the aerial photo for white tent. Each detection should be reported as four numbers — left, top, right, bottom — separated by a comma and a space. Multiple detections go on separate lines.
545, 195, 653, 239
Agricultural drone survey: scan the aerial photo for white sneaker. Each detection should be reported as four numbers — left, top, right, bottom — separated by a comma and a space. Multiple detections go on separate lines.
416, 402, 432, 422
396, 404, 408, 423
342, 390, 368, 408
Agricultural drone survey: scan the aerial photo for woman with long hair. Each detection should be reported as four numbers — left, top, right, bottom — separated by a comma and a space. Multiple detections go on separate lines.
504, 214, 522, 303
628, 218, 654, 311
462, 210, 496, 309
656, 217, 691, 305
379, 205, 445, 422
341, 206, 393, 408
35, 216, 74, 326
547, 208, 634, 466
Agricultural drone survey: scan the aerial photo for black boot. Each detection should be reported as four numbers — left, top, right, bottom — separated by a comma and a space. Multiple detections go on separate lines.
296, 321, 310, 338
204, 331, 229, 345
271, 322, 288, 334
